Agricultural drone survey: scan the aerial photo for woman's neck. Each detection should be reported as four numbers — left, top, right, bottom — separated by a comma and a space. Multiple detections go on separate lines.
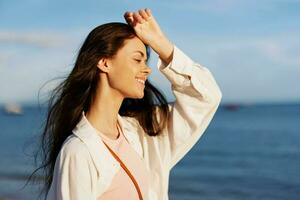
86, 83, 124, 139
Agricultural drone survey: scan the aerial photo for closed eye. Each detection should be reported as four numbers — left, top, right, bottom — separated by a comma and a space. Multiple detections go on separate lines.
134, 59, 148, 64
134, 59, 142, 63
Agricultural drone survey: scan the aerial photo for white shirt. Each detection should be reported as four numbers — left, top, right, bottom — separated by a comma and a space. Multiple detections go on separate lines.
47, 44, 222, 200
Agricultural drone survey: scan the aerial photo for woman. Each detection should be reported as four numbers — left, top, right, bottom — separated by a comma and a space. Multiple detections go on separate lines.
30, 8, 222, 200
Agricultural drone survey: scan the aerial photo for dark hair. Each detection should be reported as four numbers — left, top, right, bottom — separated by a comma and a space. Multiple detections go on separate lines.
25, 22, 170, 199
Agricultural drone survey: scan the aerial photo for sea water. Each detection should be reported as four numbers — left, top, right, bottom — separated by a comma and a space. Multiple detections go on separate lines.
0, 104, 299, 200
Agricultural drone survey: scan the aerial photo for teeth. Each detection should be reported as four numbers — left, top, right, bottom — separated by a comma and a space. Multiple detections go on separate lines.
135, 78, 145, 84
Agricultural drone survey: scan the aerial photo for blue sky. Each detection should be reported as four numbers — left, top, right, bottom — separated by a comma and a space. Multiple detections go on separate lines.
0, 0, 300, 105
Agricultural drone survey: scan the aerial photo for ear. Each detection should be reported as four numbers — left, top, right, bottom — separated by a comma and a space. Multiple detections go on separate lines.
97, 58, 111, 73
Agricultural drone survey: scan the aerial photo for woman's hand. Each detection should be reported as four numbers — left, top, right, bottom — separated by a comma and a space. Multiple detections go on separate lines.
124, 8, 174, 65
123, 8, 164, 46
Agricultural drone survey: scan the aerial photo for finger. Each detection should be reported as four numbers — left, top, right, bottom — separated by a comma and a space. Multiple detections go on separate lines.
124, 16, 132, 25
124, 11, 133, 18
133, 12, 145, 24
125, 16, 134, 25
145, 8, 152, 17
124, 12, 134, 25
124, 12, 133, 21
139, 9, 149, 20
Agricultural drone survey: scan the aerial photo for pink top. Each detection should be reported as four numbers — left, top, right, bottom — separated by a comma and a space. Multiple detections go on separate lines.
96, 121, 150, 200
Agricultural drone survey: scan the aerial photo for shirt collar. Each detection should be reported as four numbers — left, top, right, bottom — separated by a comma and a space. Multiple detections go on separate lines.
72, 111, 121, 175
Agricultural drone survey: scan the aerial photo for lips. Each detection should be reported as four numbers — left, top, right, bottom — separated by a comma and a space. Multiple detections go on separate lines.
135, 76, 146, 86
135, 78, 145, 85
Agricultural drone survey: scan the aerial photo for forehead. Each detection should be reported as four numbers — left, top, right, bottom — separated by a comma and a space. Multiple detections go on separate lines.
121, 37, 147, 57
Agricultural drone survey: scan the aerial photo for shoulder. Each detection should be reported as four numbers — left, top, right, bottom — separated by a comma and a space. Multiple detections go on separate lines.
58, 135, 92, 162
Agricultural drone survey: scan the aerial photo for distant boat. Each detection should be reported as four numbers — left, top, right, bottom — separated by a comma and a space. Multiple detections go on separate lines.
3, 103, 23, 115
224, 103, 240, 111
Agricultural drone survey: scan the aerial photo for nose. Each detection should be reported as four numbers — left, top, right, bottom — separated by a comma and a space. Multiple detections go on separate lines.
142, 64, 152, 76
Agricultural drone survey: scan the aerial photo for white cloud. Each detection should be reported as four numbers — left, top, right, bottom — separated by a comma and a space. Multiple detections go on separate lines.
184, 30, 300, 69
173, 30, 300, 103
257, 39, 300, 67
0, 30, 73, 48
0, 29, 86, 104
0, 53, 12, 65
1, 26, 300, 104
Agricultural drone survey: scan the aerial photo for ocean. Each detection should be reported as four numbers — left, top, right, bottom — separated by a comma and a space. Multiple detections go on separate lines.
0, 104, 299, 200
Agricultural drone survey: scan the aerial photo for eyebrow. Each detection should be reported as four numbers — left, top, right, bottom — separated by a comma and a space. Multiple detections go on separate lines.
133, 50, 148, 60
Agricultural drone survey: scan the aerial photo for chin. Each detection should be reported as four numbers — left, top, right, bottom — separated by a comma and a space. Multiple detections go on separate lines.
133, 93, 144, 99
130, 92, 144, 99
123, 88, 145, 99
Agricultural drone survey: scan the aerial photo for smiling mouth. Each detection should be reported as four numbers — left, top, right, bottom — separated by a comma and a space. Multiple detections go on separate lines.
135, 78, 145, 86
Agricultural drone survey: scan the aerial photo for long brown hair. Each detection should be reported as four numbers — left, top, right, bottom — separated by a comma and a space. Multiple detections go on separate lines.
26, 22, 170, 199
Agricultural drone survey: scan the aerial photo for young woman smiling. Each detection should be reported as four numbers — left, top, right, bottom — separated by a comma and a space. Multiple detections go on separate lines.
29, 8, 222, 200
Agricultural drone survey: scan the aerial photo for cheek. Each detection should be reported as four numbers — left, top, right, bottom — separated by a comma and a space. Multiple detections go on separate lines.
110, 65, 136, 88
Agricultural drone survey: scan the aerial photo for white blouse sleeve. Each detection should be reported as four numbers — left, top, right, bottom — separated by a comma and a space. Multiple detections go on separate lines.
49, 140, 96, 200
157, 45, 222, 170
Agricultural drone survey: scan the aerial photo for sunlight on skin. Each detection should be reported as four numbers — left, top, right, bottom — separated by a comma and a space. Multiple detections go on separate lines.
123, 8, 174, 66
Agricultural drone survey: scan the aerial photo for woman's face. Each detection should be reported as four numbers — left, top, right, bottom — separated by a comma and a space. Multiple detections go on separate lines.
106, 36, 152, 99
